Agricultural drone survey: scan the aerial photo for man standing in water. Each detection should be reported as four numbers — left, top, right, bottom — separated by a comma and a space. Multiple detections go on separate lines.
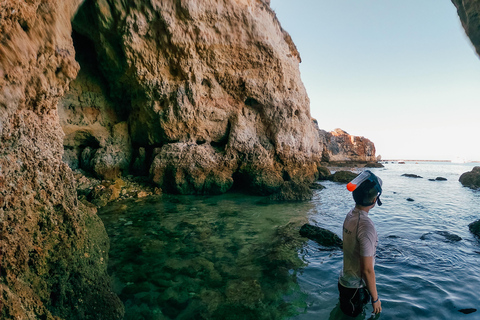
338, 170, 383, 317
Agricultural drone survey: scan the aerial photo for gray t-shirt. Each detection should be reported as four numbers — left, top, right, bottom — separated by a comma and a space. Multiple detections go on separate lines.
339, 207, 378, 288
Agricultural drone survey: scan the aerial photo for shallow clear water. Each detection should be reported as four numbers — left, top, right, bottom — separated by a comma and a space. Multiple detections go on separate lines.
98, 162, 480, 320
98, 193, 313, 319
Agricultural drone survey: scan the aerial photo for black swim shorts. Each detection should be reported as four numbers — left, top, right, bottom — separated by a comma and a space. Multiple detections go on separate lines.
338, 282, 371, 317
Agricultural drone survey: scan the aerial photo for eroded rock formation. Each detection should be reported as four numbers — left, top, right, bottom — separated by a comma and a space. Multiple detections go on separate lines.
62, 0, 321, 194
0, 1, 123, 318
317, 127, 376, 163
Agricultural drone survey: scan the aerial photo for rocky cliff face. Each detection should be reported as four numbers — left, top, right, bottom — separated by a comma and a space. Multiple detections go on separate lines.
0, 1, 123, 318
317, 127, 376, 163
452, 0, 480, 56
63, 0, 321, 195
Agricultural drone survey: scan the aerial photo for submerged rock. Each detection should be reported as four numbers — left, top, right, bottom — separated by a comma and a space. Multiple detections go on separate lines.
402, 174, 423, 178
299, 224, 343, 248
406, 198, 415, 202
459, 167, 480, 190
329, 171, 358, 183
459, 308, 477, 314
420, 231, 462, 242
469, 219, 480, 238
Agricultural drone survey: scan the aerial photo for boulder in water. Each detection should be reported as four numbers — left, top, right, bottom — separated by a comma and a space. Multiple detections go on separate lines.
269, 182, 313, 201
420, 231, 462, 243
329, 171, 358, 183
365, 162, 384, 168
406, 198, 415, 202
309, 183, 326, 190
317, 166, 331, 181
402, 173, 423, 178
299, 224, 343, 248
459, 167, 480, 190
435, 177, 447, 181
469, 219, 480, 238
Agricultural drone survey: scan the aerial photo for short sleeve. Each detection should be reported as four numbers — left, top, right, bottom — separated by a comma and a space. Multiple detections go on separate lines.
358, 224, 377, 257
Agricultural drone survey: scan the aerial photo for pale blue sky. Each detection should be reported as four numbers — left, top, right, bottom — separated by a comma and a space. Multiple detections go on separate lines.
271, 0, 480, 161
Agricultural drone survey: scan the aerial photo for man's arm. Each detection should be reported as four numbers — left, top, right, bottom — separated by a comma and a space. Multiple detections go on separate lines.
360, 256, 382, 314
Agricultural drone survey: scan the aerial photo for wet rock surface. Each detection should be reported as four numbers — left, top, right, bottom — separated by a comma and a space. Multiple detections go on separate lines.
402, 174, 423, 178
468, 219, 480, 238
299, 224, 343, 248
420, 231, 462, 243
317, 166, 331, 180
459, 308, 477, 314
365, 162, 384, 168
329, 171, 358, 183
459, 167, 480, 189
269, 181, 314, 201
75, 171, 162, 208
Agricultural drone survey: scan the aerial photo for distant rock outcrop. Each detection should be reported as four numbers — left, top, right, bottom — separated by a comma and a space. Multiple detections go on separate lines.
402, 173, 423, 179
316, 126, 376, 163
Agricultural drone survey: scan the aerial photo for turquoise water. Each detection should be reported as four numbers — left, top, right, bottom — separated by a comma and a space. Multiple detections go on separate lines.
98, 162, 480, 319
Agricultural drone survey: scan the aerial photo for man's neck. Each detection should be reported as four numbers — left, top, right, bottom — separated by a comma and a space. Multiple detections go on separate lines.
355, 204, 374, 213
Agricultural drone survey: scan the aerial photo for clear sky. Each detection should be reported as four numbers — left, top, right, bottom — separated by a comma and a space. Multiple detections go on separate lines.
271, 0, 480, 161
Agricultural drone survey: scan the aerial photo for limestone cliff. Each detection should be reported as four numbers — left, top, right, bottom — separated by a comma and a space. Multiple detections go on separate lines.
63, 0, 321, 194
0, 1, 123, 318
452, 0, 480, 56
317, 126, 376, 163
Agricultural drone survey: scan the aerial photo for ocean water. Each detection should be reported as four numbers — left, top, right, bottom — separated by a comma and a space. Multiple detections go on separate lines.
98, 162, 480, 320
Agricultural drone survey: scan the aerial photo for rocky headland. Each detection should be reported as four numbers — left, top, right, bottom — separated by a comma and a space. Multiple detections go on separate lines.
316, 126, 378, 167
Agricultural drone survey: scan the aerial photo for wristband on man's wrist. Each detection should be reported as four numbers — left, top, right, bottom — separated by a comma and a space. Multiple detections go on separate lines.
372, 296, 379, 304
